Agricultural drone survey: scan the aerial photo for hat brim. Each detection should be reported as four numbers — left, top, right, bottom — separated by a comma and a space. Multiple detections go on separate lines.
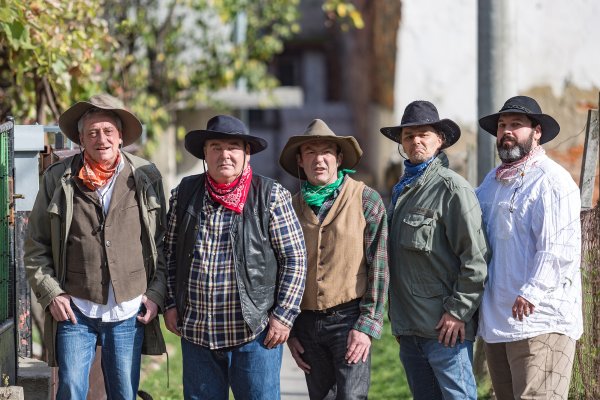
279, 135, 363, 179
185, 130, 268, 159
58, 101, 142, 146
479, 111, 560, 144
380, 118, 461, 149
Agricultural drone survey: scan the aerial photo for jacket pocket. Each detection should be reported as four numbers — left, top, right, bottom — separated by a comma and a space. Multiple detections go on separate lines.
399, 213, 435, 252
411, 283, 444, 298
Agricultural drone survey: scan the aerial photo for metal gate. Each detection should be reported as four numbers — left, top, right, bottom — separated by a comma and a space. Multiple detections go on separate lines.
0, 119, 16, 384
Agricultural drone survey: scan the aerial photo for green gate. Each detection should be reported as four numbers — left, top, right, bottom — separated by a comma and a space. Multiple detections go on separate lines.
0, 119, 16, 384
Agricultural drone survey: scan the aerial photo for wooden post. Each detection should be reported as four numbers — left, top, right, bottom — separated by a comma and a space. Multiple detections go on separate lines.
579, 101, 599, 209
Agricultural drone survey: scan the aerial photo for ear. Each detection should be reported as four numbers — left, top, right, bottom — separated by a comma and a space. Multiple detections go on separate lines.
296, 153, 303, 166
533, 125, 542, 141
337, 152, 343, 166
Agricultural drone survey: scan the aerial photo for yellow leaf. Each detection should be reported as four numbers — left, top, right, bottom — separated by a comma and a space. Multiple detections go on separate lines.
337, 3, 347, 17
350, 10, 364, 29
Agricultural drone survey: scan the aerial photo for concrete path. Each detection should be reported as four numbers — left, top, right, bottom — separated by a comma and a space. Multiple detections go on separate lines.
280, 346, 309, 399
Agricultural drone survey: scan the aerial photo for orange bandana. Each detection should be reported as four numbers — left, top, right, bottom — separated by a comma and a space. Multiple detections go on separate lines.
78, 151, 122, 190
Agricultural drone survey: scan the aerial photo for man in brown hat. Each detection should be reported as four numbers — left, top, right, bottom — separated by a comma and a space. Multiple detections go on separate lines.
279, 119, 388, 399
163, 114, 306, 399
24, 94, 167, 398
380, 101, 488, 400
476, 95, 582, 399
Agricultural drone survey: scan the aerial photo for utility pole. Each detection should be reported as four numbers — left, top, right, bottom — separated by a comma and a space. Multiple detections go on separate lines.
477, 1, 515, 183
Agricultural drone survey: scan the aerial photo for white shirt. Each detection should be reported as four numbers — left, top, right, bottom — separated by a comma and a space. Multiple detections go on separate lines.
476, 154, 583, 342
72, 157, 143, 322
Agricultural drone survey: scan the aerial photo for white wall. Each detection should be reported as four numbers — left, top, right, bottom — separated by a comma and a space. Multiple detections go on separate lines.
395, 0, 600, 126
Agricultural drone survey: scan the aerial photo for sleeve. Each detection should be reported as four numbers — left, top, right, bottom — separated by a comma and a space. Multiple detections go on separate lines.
144, 175, 168, 312
519, 179, 581, 306
353, 186, 389, 339
268, 184, 307, 328
163, 186, 180, 310
442, 185, 489, 322
24, 171, 65, 310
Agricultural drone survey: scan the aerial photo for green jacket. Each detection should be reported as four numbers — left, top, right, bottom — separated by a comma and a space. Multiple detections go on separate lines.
24, 151, 167, 366
388, 153, 488, 341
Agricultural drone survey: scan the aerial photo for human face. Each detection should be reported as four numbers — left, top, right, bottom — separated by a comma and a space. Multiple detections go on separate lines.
400, 125, 443, 164
496, 113, 541, 163
79, 113, 122, 167
204, 139, 250, 184
297, 140, 342, 186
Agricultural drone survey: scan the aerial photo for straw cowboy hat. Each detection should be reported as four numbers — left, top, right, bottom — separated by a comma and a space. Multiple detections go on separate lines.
185, 114, 268, 159
380, 100, 461, 149
279, 119, 363, 179
58, 93, 143, 146
479, 95, 560, 144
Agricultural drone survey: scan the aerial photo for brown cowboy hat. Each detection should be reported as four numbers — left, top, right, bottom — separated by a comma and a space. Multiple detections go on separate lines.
58, 93, 143, 146
279, 119, 363, 179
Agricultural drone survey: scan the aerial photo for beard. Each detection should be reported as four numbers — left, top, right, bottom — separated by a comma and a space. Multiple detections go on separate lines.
497, 130, 535, 163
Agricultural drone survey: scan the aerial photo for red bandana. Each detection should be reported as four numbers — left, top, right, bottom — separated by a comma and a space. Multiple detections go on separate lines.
78, 151, 122, 190
206, 165, 252, 214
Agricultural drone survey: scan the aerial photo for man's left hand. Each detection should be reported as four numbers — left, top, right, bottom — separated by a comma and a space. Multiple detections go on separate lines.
264, 316, 290, 349
435, 312, 465, 347
137, 295, 159, 325
512, 295, 535, 321
345, 329, 371, 364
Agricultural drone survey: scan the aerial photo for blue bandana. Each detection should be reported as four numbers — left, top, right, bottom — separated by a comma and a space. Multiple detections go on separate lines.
389, 157, 435, 211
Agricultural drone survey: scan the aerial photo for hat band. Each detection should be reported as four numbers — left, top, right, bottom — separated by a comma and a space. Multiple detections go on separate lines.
500, 104, 532, 113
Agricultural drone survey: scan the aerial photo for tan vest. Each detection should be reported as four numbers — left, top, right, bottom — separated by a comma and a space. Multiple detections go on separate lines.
293, 178, 367, 310
65, 160, 147, 304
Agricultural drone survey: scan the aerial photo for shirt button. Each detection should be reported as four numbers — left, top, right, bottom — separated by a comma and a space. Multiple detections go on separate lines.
106, 240, 111, 247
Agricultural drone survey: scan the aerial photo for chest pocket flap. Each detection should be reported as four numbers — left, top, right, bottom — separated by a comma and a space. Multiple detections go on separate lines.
399, 212, 435, 252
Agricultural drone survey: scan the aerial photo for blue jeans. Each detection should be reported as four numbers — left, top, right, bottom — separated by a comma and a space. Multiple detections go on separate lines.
399, 335, 476, 400
55, 305, 144, 400
181, 329, 283, 400
293, 301, 370, 400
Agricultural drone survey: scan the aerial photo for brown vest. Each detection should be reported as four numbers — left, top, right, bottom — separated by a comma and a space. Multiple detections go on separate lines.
293, 178, 367, 310
65, 160, 147, 304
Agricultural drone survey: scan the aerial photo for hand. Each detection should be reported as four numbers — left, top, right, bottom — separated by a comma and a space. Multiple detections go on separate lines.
264, 316, 290, 349
49, 294, 77, 324
137, 295, 159, 324
164, 308, 181, 336
512, 296, 535, 321
287, 337, 311, 373
345, 329, 371, 364
435, 312, 465, 347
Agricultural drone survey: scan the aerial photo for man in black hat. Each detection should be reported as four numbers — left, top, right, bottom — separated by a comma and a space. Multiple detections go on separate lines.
380, 101, 488, 400
476, 95, 582, 399
163, 114, 307, 399
279, 119, 389, 399
24, 94, 167, 398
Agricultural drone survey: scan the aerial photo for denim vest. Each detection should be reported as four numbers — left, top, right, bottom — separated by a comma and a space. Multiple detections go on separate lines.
174, 173, 278, 332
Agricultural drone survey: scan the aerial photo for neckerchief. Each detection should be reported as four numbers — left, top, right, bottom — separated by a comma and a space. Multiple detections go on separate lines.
389, 156, 435, 210
206, 165, 252, 214
496, 145, 545, 183
78, 151, 122, 190
301, 169, 355, 208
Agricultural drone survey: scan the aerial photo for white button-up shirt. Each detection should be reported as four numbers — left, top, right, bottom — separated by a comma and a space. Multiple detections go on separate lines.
476, 154, 583, 342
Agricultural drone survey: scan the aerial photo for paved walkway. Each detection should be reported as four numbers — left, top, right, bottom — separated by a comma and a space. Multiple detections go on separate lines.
280, 346, 309, 399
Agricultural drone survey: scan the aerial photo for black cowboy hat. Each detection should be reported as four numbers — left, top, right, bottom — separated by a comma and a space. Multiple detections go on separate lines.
380, 100, 461, 149
479, 96, 560, 144
185, 115, 268, 159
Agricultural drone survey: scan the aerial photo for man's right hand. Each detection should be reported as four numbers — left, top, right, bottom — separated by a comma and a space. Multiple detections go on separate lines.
287, 337, 311, 373
164, 308, 181, 336
49, 294, 77, 324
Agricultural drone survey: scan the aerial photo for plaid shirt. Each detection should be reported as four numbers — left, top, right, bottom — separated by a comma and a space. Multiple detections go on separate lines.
310, 176, 389, 339
164, 180, 306, 349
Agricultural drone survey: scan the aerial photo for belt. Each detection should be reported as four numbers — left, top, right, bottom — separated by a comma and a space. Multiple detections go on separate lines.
304, 298, 361, 315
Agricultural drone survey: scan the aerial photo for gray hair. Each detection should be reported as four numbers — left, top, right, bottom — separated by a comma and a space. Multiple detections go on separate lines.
77, 108, 123, 135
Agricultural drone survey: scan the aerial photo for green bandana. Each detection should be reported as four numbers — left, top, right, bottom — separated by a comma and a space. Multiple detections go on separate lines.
301, 169, 355, 208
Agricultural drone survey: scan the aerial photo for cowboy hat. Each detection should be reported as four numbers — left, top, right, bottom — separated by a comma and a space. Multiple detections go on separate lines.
58, 93, 143, 146
185, 114, 268, 160
279, 119, 363, 179
479, 96, 560, 144
380, 100, 461, 149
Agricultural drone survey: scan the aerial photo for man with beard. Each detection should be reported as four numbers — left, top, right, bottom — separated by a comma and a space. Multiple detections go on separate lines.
476, 96, 583, 399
